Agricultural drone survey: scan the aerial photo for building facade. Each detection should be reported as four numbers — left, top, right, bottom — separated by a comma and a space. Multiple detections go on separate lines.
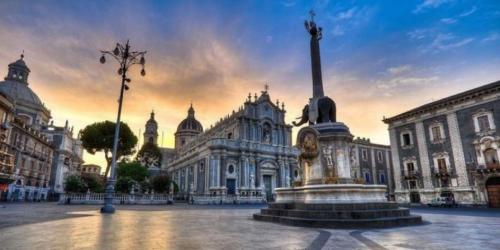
144, 90, 299, 203
43, 121, 84, 194
351, 137, 395, 199
0, 93, 15, 199
384, 80, 500, 207
0, 55, 82, 200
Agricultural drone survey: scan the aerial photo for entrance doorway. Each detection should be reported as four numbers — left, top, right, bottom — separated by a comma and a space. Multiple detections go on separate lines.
226, 179, 236, 195
486, 177, 500, 208
410, 192, 421, 203
263, 175, 273, 202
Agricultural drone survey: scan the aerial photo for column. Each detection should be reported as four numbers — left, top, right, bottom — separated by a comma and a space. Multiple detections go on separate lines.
194, 164, 198, 193
385, 149, 393, 192
447, 112, 470, 187
255, 157, 260, 187
204, 157, 209, 193
389, 128, 403, 191
370, 148, 377, 184
415, 122, 433, 189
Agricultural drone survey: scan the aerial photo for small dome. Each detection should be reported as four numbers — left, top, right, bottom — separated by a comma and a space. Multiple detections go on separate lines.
0, 80, 43, 107
176, 104, 203, 132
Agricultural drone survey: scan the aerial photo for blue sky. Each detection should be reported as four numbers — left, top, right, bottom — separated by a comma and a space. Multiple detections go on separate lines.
0, 0, 499, 166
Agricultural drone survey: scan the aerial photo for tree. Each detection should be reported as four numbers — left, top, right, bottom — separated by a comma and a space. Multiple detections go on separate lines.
116, 161, 148, 183
64, 175, 87, 193
136, 142, 162, 168
80, 121, 138, 180
115, 177, 135, 194
81, 174, 105, 193
151, 175, 171, 193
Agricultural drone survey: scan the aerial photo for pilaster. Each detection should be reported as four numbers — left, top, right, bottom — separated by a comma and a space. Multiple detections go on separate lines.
389, 128, 403, 191
370, 148, 377, 184
447, 112, 470, 187
415, 121, 433, 189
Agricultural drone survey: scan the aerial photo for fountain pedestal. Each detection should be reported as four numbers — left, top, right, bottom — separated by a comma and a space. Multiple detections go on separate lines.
253, 123, 422, 228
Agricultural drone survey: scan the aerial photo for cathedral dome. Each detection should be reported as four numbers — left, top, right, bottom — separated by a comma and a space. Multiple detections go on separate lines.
0, 55, 44, 110
176, 104, 203, 133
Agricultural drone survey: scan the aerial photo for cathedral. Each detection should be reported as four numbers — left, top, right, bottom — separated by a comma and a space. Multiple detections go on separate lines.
141, 89, 299, 203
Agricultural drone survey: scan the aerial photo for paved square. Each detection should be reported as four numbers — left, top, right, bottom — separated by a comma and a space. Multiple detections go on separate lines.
0, 203, 499, 250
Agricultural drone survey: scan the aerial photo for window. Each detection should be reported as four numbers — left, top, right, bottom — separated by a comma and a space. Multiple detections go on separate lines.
401, 132, 412, 147
473, 111, 496, 133
364, 172, 371, 183
437, 158, 447, 173
409, 180, 417, 189
227, 132, 233, 139
484, 148, 499, 167
477, 115, 491, 132
362, 149, 368, 161
377, 151, 383, 163
228, 165, 234, 174
406, 162, 415, 173
431, 125, 443, 141
379, 174, 386, 184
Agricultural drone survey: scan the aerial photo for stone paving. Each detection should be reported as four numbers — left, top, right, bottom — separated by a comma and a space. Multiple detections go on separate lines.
0, 203, 499, 250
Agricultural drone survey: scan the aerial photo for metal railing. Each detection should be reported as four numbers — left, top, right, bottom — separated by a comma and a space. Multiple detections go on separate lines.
59, 193, 173, 205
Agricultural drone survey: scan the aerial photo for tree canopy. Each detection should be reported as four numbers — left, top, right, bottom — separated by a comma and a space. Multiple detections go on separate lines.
151, 175, 171, 193
80, 121, 138, 179
116, 161, 148, 183
64, 175, 87, 193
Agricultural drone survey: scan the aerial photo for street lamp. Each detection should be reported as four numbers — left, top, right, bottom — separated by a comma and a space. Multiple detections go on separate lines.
99, 40, 146, 213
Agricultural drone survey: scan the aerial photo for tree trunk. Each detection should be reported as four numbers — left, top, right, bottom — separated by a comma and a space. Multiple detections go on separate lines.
103, 150, 112, 182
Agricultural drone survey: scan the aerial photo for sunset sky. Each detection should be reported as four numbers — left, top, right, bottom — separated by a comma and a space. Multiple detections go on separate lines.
0, 0, 499, 168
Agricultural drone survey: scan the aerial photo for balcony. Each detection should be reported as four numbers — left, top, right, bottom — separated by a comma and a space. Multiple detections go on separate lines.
403, 170, 420, 180
486, 163, 500, 170
432, 167, 454, 178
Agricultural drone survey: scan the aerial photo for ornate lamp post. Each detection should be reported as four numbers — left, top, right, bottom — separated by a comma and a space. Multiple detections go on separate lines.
99, 40, 146, 213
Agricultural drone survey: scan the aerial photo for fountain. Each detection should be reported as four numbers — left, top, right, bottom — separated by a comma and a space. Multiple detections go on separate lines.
253, 11, 422, 228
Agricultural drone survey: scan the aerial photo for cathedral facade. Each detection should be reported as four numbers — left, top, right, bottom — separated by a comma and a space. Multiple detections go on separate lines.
143, 90, 299, 203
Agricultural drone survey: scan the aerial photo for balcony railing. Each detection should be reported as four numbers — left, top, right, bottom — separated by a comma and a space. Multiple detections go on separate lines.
403, 170, 420, 180
486, 163, 500, 170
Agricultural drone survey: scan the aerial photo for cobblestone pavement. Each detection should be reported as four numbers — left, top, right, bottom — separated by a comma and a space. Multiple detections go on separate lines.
0, 203, 499, 250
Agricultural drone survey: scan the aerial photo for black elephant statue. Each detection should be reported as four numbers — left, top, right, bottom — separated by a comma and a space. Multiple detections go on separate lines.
293, 96, 337, 126
292, 104, 311, 126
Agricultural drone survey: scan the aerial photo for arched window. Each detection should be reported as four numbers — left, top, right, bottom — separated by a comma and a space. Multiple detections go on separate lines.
484, 148, 499, 167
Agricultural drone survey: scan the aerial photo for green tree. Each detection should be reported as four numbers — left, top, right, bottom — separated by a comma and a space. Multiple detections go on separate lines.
115, 177, 135, 194
116, 161, 148, 183
151, 175, 171, 193
64, 175, 87, 193
80, 121, 138, 180
80, 174, 105, 193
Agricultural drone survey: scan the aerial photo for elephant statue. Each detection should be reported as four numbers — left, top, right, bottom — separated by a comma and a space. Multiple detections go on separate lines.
292, 104, 311, 126
293, 96, 337, 126
316, 96, 336, 123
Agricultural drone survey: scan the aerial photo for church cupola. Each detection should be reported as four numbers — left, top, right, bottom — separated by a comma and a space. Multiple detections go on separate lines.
144, 110, 158, 145
175, 104, 203, 149
5, 53, 30, 84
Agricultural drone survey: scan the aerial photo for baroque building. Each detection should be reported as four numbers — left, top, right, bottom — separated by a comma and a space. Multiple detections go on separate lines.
142, 89, 299, 203
384, 80, 500, 207
0, 93, 15, 199
42, 121, 84, 194
0, 54, 83, 200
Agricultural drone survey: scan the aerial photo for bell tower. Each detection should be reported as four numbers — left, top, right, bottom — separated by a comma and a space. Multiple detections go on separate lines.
144, 110, 158, 145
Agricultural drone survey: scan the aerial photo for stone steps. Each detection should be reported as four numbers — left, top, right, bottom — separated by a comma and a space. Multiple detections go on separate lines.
260, 207, 410, 220
254, 202, 422, 229
268, 202, 400, 211
253, 213, 423, 229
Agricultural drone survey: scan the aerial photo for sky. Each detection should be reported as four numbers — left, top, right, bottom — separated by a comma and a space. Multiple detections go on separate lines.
0, 0, 499, 169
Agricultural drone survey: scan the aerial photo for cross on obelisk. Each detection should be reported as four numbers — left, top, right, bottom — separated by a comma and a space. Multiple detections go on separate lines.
264, 83, 269, 92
